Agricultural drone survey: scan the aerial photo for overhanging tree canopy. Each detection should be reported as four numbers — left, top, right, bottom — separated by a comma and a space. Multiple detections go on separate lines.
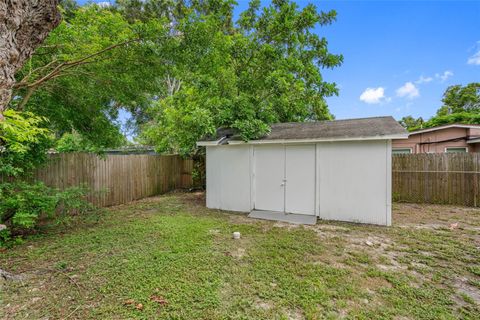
5, 0, 343, 153
10, 4, 171, 148
138, 0, 343, 155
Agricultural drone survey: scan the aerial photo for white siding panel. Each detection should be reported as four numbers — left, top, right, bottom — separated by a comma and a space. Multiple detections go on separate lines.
205, 145, 251, 212
206, 147, 221, 209
385, 140, 392, 226
317, 140, 390, 225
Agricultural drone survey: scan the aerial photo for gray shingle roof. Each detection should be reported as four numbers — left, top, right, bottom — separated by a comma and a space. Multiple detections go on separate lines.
198, 116, 408, 144
259, 116, 407, 140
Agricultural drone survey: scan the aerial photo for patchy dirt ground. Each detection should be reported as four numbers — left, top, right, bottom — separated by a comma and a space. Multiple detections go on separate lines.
1, 192, 479, 319
393, 202, 480, 230
188, 193, 480, 314
163, 193, 480, 317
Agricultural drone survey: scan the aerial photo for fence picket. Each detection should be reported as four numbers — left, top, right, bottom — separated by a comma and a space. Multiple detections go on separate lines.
31, 153, 193, 207
393, 153, 480, 207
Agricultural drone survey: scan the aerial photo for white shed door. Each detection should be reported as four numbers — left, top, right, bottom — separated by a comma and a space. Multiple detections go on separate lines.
285, 145, 315, 215
254, 145, 285, 212
254, 144, 315, 215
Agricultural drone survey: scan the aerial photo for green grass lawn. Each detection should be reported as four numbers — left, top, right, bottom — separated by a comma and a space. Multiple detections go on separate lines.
1, 193, 480, 319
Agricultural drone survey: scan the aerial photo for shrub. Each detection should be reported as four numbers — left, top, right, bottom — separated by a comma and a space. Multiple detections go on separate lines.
0, 110, 98, 246
0, 110, 52, 177
55, 131, 106, 153
0, 181, 58, 229
0, 182, 95, 246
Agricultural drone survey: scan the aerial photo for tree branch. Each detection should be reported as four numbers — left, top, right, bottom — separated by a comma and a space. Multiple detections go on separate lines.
17, 58, 59, 86
13, 38, 141, 90
16, 86, 37, 111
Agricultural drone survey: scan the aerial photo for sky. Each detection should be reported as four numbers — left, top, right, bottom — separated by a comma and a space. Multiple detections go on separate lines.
80, 0, 480, 124
310, 0, 480, 121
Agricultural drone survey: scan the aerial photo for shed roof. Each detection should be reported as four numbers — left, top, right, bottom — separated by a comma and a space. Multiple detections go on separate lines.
198, 116, 408, 146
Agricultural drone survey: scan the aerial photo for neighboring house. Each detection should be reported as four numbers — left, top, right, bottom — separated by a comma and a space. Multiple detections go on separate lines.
197, 116, 408, 226
392, 124, 480, 154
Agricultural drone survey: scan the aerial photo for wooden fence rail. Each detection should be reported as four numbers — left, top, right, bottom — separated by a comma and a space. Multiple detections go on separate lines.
29, 153, 480, 208
32, 153, 193, 207
392, 153, 480, 207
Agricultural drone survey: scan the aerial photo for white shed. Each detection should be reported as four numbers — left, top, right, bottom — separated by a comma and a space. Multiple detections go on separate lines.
197, 116, 408, 226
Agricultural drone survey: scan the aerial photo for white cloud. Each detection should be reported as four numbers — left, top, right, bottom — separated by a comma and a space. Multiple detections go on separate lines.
359, 87, 387, 104
468, 50, 480, 65
415, 75, 433, 84
435, 70, 453, 82
396, 82, 419, 99
414, 71, 453, 85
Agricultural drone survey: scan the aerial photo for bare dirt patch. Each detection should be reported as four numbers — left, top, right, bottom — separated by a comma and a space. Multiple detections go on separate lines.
453, 276, 480, 305
180, 191, 207, 207
285, 308, 304, 320
393, 203, 480, 229
254, 299, 274, 311
272, 221, 301, 230
229, 247, 246, 259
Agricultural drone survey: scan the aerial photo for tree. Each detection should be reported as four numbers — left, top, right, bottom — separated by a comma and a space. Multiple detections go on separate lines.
115, 0, 235, 25
436, 83, 480, 116
139, 0, 343, 155
11, 4, 169, 148
422, 112, 480, 128
399, 115, 424, 131
408, 83, 480, 131
0, 0, 61, 120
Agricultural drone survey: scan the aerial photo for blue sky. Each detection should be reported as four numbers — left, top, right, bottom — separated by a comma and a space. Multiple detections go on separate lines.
311, 0, 480, 120
81, 0, 480, 124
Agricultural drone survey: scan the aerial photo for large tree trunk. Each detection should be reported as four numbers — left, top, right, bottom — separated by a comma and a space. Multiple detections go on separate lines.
0, 0, 61, 120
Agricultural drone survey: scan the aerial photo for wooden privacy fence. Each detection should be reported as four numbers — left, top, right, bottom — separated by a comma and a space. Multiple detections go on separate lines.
31, 153, 480, 208
33, 153, 194, 207
393, 153, 480, 207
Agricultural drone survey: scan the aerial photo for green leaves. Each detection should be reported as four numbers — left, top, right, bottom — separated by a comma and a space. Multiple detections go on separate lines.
399, 115, 425, 131
140, 0, 342, 154
142, 87, 217, 155
2, 182, 58, 229
0, 111, 94, 245
232, 119, 271, 141
437, 83, 480, 116
0, 110, 52, 177
0, 110, 50, 154
12, 1, 342, 155
55, 131, 113, 153
425, 112, 480, 128
401, 83, 480, 131
0, 181, 94, 245
13, 4, 169, 149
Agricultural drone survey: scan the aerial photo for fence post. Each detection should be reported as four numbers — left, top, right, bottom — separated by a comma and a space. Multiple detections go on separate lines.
474, 153, 478, 207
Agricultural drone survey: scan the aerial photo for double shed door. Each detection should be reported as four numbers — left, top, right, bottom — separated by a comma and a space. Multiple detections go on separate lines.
254, 144, 316, 215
